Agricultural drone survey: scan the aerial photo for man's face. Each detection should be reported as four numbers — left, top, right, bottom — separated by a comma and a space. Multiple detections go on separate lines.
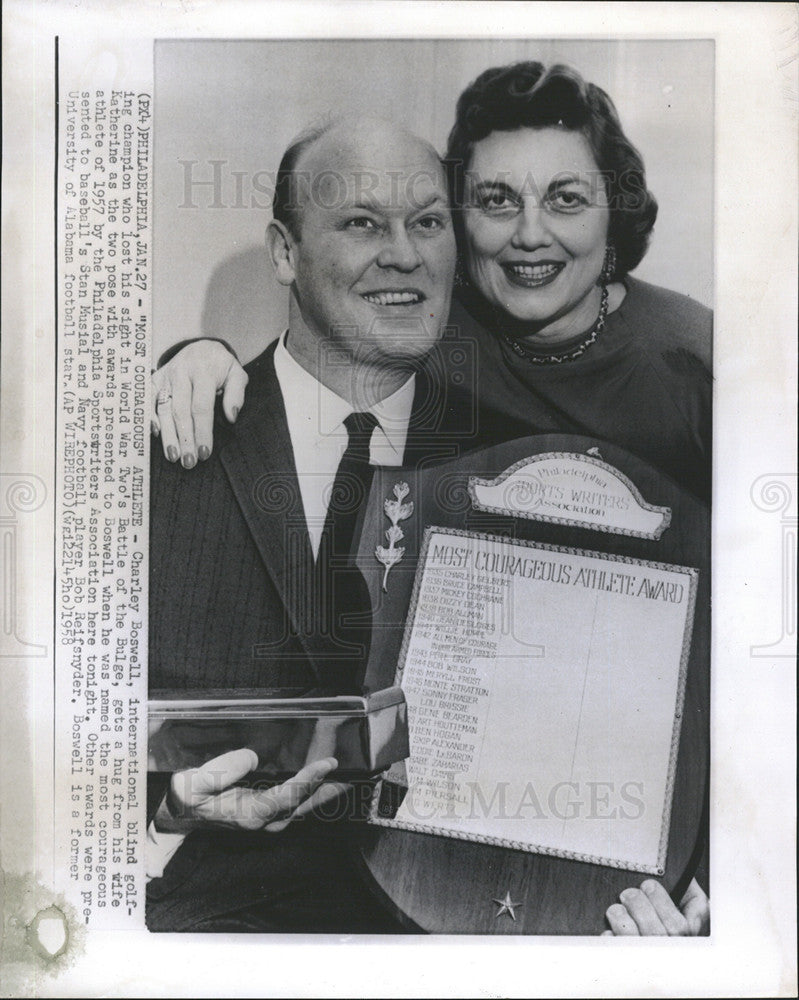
285, 121, 456, 368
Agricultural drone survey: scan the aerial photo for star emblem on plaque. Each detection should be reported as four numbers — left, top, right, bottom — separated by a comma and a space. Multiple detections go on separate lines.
492, 890, 522, 921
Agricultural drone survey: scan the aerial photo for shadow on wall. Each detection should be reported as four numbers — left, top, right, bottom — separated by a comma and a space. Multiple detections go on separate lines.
201, 245, 287, 361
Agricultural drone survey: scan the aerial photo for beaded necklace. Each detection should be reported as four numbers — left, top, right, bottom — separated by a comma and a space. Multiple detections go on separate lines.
505, 285, 609, 365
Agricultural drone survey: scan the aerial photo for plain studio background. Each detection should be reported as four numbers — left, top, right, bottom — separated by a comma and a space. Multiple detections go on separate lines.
153, 39, 713, 363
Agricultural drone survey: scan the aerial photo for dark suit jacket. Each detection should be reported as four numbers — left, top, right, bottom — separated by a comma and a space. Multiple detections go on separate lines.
147, 338, 477, 931
149, 336, 479, 689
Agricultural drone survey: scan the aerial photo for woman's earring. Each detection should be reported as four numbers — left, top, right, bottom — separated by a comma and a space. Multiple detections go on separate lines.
598, 242, 617, 286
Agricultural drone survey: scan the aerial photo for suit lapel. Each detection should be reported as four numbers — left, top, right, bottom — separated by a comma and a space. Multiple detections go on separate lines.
219, 346, 325, 680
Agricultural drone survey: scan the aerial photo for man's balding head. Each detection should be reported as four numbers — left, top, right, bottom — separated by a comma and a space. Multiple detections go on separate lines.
272, 115, 446, 239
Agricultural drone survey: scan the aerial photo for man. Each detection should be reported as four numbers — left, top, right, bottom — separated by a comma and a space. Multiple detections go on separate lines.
147, 115, 466, 932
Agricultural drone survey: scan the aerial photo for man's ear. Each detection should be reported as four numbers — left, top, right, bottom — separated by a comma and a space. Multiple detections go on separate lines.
266, 220, 296, 286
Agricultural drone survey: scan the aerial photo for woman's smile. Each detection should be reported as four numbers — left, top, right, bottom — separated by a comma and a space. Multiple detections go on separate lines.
500, 260, 565, 288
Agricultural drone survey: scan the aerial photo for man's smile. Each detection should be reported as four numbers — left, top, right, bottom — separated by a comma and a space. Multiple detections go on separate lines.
361, 289, 426, 307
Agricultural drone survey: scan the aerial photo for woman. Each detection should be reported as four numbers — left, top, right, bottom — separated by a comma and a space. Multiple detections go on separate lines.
151, 60, 711, 933
445, 62, 711, 501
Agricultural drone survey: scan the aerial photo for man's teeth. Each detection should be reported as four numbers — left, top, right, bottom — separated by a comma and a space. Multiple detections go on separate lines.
507, 263, 562, 279
363, 291, 422, 306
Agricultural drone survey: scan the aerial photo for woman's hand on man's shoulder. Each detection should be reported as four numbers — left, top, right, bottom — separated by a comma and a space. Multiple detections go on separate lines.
151, 339, 248, 468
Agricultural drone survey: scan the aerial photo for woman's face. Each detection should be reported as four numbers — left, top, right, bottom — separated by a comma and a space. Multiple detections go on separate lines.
462, 127, 611, 340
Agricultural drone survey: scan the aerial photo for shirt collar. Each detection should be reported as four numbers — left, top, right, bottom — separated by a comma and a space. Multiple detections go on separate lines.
273, 330, 415, 460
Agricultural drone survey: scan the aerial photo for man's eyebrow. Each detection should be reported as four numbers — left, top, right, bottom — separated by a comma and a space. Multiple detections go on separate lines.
412, 192, 449, 210
349, 195, 381, 212
346, 192, 449, 212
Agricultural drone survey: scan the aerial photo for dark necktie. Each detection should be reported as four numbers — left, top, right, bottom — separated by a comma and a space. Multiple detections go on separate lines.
316, 411, 379, 687
321, 411, 379, 556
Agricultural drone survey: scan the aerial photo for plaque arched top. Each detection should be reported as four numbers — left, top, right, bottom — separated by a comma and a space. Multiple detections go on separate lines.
468, 451, 672, 540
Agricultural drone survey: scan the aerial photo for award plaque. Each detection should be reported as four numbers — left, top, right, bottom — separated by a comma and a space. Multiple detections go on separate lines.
372, 526, 695, 874
354, 434, 709, 935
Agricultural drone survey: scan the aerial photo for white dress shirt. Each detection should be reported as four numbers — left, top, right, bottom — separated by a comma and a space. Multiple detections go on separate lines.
147, 333, 415, 879
273, 330, 414, 557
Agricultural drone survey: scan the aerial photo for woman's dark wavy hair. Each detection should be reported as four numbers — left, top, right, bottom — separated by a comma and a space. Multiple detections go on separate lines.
446, 61, 658, 278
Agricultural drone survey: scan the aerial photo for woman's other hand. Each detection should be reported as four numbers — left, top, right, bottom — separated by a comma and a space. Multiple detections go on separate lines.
602, 877, 709, 936
152, 340, 248, 467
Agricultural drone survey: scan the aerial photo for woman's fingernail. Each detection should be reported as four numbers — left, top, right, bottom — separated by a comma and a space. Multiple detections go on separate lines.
167, 446, 178, 462
182, 453, 196, 470
151, 421, 160, 438
232, 407, 239, 421
198, 445, 210, 461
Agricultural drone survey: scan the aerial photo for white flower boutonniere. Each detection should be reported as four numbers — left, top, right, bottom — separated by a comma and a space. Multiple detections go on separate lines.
375, 481, 413, 591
